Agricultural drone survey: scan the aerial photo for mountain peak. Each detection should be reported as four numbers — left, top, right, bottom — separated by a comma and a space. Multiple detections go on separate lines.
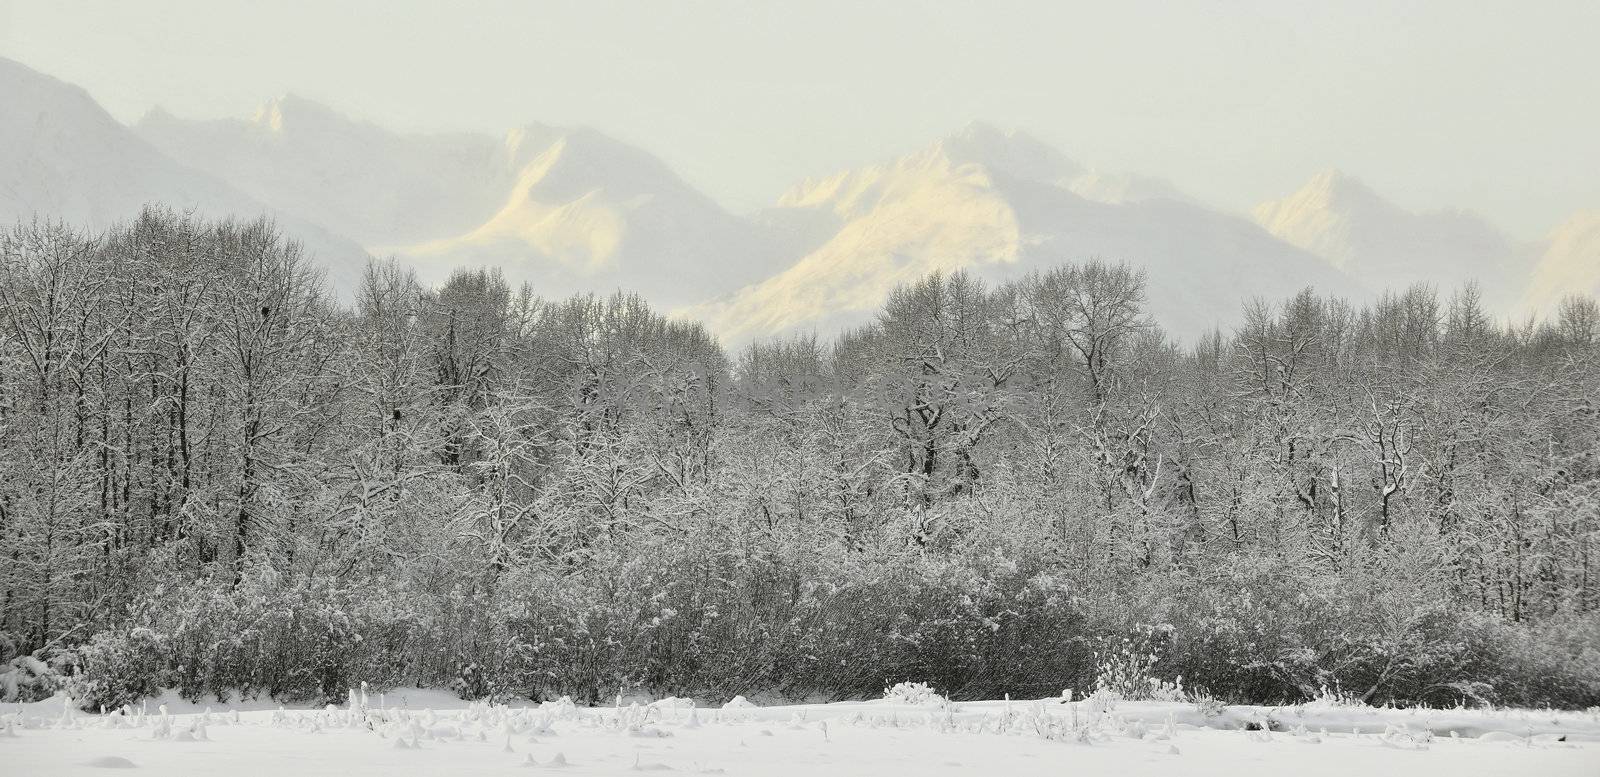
502, 122, 567, 166
1256, 169, 1393, 232
1256, 170, 1523, 303
0, 55, 111, 126
140, 105, 176, 124
945, 119, 1013, 147
931, 122, 1081, 183
1306, 168, 1353, 187
251, 94, 344, 133
1300, 169, 1382, 205
505, 125, 706, 205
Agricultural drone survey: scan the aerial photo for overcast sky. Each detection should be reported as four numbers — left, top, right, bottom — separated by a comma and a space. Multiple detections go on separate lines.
2, 0, 1595, 238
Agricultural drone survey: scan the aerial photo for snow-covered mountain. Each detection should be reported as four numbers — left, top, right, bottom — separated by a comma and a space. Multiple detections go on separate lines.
686, 123, 1363, 345
1254, 171, 1537, 309
138, 97, 789, 307
391, 126, 790, 307
1523, 210, 1600, 314
5, 56, 1588, 343
138, 96, 509, 248
0, 57, 369, 287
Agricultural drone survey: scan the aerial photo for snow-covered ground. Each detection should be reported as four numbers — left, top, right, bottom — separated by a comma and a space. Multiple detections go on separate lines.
4, 689, 1597, 776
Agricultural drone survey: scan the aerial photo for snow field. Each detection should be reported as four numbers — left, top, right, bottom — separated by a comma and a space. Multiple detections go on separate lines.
2, 690, 1597, 776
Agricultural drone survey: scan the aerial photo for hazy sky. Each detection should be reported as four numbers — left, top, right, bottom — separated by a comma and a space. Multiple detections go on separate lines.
2, 0, 1595, 239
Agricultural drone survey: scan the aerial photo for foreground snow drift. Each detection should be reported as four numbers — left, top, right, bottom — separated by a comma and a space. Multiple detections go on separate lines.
3, 691, 1596, 776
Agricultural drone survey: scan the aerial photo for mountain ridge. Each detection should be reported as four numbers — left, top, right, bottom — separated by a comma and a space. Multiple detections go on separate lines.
0, 57, 370, 289
3, 55, 1588, 344
138, 90, 791, 306
687, 127, 1364, 346
1254, 170, 1538, 310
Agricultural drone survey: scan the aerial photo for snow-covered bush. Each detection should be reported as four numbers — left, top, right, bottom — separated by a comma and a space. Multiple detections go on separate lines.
66, 625, 168, 711
781, 551, 1092, 702
1084, 687, 1121, 716
453, 662, 490, 701
479, 545, 1097, 705
1, 654, 59, 702
52, 570, 433, 709
1190, 688, 1225, 718
883, 681, 945, 706
0, 632, 61, 702
1151, 556, 1600, 710
38, 539, 1600, 711
1307, 684, 1364, 708
1093, 626, 1185, 702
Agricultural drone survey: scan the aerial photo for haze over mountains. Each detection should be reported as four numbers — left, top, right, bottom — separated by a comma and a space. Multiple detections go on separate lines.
137, 98, 789, 308
0, 57, 369, 287
1525, 211, 1600, 315
2, 56, 1592, 345
1253, 170, 1540, 313
690, 124, 1367, 341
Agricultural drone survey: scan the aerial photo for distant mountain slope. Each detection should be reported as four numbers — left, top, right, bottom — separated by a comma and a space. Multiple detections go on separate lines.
139, 97, 791, 307
1524, 211, 1600, 313
0, 57, 370, 288
7, 55, 1584, 340
393, 126, 792, 306
1254, 171, 1536, 309
686, 124, 1362, 346
138, 96, 508, 247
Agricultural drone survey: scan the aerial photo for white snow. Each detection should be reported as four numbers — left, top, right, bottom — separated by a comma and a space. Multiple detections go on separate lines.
3, 690, 1595, 776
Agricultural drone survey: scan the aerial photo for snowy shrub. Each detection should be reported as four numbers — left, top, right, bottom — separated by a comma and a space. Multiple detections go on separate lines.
151, 574, 376, 703
476, 544, 1096, 704
453, 662, 490, 701
1093, 626, 1184, 701
1190, 689, 1226, 718
67, 626, 169, 711
1084, 687, 1121, 716
1446, 610, 1600, 709
883, 681, 945, 706
54, 570, 431, 709
1148, 556, 1600, 710
1147, 676, 1188, 702
38, 540, 1598, 711
1, 654, 60, 702
0, 632, 60, 702
1308, 684, 1365, 708
784, 551, 1092, 702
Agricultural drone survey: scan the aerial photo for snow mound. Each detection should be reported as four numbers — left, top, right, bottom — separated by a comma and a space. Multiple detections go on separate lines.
83, 755, 138, 768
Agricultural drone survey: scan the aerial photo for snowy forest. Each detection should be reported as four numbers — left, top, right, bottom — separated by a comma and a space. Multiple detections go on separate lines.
2, 208, 1597, 712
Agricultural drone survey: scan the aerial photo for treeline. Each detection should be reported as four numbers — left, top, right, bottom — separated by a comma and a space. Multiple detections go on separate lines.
1, 208, 1597, 709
